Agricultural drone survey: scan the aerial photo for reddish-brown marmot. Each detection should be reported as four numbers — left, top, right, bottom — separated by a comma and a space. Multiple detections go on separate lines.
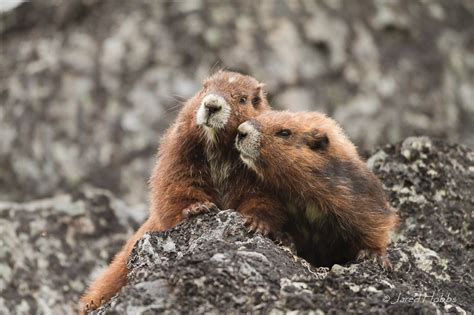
235, 111, 399, 267
80, 71, 286, 312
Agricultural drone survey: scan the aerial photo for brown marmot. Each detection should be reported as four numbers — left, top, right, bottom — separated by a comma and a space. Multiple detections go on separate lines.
235, 111, 399, 268
80, 71, 286, 312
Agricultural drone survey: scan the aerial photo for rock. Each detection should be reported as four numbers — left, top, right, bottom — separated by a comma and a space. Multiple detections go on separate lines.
92, 210, 330, 314
371, 137, 473, 289
90, 137, 472, 314
1, 0, 473, 205
275, 88, 317, 112
0, 188, 144, 314
304, 8, 349, 69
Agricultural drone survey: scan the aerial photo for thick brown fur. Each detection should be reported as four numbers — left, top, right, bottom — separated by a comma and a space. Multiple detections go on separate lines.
236, 111, 399, 267
80, 71, 287, 312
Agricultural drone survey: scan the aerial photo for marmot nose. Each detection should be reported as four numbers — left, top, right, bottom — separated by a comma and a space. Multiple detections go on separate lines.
237, 130, 248, 142
204, 103, 222, 115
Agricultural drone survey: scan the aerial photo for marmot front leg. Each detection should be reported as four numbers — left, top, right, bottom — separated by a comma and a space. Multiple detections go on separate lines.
152, 177, 217, 228
237, 195, 287, 239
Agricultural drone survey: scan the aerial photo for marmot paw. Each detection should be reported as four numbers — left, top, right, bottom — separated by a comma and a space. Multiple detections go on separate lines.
272, 231, 296, 250
182, 201, 218, 218
356, 249, 393, 271
81, 300, 98, 314
244, 216, 274, 237
80, 296, 106, 314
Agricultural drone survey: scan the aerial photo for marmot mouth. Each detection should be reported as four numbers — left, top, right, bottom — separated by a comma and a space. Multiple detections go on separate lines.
239, 152, 260, 173
239, 151, 255, 161
235, 141, 256, 160
202, 121, 218, 130
203, 119, 226, 130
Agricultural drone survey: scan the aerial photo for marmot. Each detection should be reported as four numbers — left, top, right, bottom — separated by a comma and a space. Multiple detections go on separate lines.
81, 71, 286, 311
235, 111, 399, 267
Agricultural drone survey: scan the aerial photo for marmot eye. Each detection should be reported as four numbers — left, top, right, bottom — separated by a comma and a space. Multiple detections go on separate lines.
251, 96, 260, 106
276, 129, 292, 138
239, 96, 248, 104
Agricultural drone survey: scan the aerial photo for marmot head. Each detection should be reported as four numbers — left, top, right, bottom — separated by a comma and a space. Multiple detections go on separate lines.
235, 111, 358, 185
195, 71, 270, 144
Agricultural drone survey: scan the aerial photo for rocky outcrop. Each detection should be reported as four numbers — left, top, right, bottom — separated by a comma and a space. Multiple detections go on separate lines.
1, 0, 473, 205
86, 137, 470, 314
0, 137, 472, 314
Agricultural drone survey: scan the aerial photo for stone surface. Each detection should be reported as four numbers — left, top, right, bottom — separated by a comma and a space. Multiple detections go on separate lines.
0, 188, 144, 314
88, 137, 472, 314
95, 210, 329, 314
1, 0, 473, 205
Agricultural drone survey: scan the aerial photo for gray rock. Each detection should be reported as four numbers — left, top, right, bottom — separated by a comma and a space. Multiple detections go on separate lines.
275, 88, 317, 112
0, 188, 143, 314
93, 210, 330, 314
90, 137, 472, 314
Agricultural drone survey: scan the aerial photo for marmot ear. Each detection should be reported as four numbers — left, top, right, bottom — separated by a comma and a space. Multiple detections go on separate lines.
306, 131, 329, 151
252, 84, 266, 106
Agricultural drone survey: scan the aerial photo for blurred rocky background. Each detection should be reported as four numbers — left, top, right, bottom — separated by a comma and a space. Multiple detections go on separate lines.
1, 0, 473, 207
